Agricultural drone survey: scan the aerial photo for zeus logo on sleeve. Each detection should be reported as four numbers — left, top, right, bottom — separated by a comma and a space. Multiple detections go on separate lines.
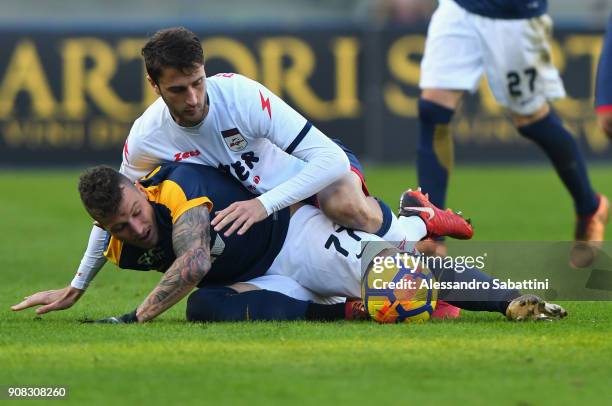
174, 149, 201, 162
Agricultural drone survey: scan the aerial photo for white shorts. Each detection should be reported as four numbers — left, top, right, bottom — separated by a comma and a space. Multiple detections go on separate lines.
263, 205, 386, 299
420, 0, 566, 115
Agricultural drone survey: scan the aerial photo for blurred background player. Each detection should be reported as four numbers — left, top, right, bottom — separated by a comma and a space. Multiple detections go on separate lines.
595, 13, 612, 138
415, 0, 609, 245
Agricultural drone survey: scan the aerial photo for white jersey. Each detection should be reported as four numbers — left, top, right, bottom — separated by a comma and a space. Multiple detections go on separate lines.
71, 73, 349, 290
121, 73, 348, 214
420, 0, 565, 115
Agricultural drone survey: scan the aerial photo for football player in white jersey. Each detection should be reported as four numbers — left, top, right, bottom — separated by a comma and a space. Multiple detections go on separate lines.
22, 27, 473, 315
416, 0, 608, 245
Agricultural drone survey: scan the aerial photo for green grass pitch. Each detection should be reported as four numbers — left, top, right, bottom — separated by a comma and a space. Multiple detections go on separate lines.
1, 165, 611, 405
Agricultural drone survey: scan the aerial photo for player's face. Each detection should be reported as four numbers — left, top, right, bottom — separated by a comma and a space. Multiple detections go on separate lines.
151, 64, 208, 127
98, 184, 159, 249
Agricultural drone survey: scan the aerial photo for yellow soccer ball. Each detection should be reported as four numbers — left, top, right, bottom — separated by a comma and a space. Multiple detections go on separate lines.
362, 257, 437, 323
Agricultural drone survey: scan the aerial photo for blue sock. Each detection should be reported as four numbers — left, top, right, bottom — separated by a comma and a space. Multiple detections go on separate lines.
186, 287, 345, 322
417, 98, 455, 209
518, 110, 599, 216
430, 264, 521, 314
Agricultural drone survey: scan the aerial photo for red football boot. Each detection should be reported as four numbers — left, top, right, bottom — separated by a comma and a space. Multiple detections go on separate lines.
399, 188, 474, 240
430, 300, 461, 320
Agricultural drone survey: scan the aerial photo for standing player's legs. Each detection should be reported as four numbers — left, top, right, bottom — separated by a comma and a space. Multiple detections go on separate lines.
479, 15, 608, 241
512, 102, 606, 241
417, 0, 484, 210
417, 89, 462, 210
595, 14, 612, 138
415, 0, 484, 317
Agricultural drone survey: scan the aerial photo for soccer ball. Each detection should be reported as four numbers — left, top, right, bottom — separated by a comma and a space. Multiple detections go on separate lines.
362, 256, 437, 323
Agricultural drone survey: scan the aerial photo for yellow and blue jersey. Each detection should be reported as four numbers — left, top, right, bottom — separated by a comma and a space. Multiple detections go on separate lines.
103, 162, 290, 286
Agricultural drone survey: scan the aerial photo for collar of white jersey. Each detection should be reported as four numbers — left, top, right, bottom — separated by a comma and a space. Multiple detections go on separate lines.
164, 92, 211, 132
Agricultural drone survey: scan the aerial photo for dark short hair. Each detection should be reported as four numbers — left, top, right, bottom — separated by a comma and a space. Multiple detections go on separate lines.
78, 166, 132, 220
142, 27, 204, 84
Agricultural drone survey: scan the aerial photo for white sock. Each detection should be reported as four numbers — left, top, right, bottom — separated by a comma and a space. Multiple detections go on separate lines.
374, 197, 426, 251
397, 215, 427, 241
380, 214, 427, 252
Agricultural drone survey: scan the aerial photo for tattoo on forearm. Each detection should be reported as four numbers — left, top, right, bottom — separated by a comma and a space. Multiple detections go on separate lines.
138, 206, 212, 321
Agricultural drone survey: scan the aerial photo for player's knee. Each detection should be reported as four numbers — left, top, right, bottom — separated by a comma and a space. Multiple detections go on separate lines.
342, 201, 375, 230
512, 103, 550, 128
420, 89, 462, 112
321, 194, 374, 230
185, 289, 212, 322
186, 287, 230, 322
597, 112, 612, 138
318, 173, 379, 230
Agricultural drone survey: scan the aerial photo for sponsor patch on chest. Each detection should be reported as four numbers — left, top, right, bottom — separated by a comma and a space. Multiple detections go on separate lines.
221, 128, 248, 152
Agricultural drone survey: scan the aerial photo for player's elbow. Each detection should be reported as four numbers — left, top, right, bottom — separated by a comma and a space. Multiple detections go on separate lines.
327, 150, 350, 181
179, 248, 211, 286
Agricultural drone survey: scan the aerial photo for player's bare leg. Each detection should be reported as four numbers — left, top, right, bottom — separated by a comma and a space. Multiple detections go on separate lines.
421, 88, 464, 110
511, 102, 608, 242
317, 172, 383, 234
509, 102, 550, 127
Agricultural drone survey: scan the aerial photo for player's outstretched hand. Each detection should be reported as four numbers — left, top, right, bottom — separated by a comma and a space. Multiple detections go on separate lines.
10, 286, 84, 314
211, 198, 268, 237
82, 309, 138, 324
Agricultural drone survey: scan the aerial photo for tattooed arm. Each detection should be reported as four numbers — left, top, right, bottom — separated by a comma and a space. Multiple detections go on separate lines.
136, 205, 212, 322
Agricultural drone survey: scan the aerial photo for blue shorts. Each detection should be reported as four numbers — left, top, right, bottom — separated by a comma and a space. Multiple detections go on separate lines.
330, 138, 369, 196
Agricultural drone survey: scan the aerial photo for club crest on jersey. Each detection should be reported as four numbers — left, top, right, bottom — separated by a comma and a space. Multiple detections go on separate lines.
221, 128, 248, 152
137, 247, 165, 267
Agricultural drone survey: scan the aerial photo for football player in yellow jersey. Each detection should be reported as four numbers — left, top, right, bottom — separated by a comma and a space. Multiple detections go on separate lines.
12, 163, 566, 323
